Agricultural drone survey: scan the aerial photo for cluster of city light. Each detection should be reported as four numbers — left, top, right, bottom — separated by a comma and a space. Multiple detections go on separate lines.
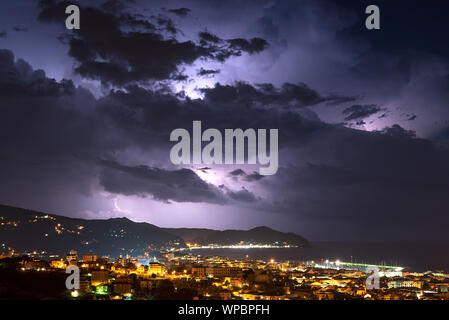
13, 247, 449, 301
180, 244, 298, 250
0, 216, 20, 227
0, 215, 82, 236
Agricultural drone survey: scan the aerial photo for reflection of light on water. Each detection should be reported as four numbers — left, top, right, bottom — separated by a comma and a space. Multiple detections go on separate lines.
177, 244, 298, 250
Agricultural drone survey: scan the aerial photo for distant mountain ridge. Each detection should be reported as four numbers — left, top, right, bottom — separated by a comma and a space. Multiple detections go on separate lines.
163, 226, 309, 247
0, 205, 183, 257
0, 204, 308, 257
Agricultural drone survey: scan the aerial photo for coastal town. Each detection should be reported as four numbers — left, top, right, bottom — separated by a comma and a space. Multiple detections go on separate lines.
1, 249, 448, 300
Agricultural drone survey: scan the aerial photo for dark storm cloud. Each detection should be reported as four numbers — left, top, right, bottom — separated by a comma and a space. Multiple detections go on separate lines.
264, 122, 449, 240
1, 0, 449, 241
37, 1, 270, 85
198, 31, 221, 44
95, 81, 338, 157
217, 184, 258, 203
99, 159, 260, 204
333, 0, 449, 59
0, 49, 233, 209
245, 172, 265, 182
39, 1, 202, 84
342, 104, 381, 121
230, 169, 246, 176
171, 73, 189, 81
198, 68, 220, 76
196, 30, 271, 61
99, 159, 226, 203
37, 0, 71, 21
102, 0, 135, 13
0, 49, 279, 208
0, 32, 7, 38
229, 169, 265, 182
245, 0, 449, 140
197, 32, 269, 55
200, 82, 356, 108
1, 47, 449, 240
118, 14, 156, 30
0, 49, 99, 160
329, 0, 449, 112
226, 188, 257, 203
167, 8, 191, 17
226, 37, 268, 55
378, 124, 416, 139
274, 133, 449, 189
0, 49, 105, 215
13, 27, 28, 32
155, 16, 177, 34
0, 50, 76, 97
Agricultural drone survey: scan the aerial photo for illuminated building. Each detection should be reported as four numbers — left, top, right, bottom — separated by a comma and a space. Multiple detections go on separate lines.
432, 283, 449, 293
192, 265, 206, 277
50, 259, 66, 269
91, 270, 109, 286
66, 250, 78, 263
79, 275, 91, 294
113, 281, 132, 296
115, 257, 134, 266
5, 245, 449, 301
82, 254, 99, 262
166, 253, 175, 261
139, 279, 154, 290
136, 264, 146, 273
149, 262, 165, 275
387, 279, 423, 289
229, 277, 242, 288
205, 266, 241, 278
254, 270, 270, 282
95, 285, 109, 295
219, 291, 232, 300
23, 260, 47, 270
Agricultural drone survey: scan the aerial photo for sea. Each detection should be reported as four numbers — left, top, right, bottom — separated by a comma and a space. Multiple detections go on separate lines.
189, 242, 449, 272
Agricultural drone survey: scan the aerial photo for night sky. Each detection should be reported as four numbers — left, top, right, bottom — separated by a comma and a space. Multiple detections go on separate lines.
0, 0, 449, 242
